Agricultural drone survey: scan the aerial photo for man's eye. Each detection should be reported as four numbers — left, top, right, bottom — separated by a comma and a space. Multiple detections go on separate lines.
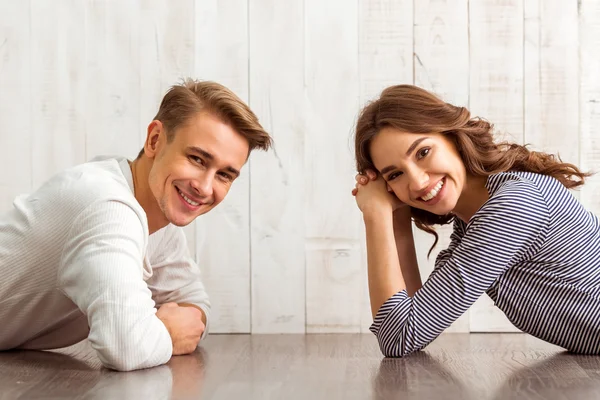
218, 172, 233, 181
190, 155, 203, 164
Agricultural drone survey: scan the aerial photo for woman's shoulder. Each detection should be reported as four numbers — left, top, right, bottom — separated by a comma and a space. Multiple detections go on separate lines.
486, 171, 564, 199
475, 171, 552, 221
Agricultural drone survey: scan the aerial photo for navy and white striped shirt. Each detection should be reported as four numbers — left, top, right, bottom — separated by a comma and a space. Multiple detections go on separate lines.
370, 171, 600, 356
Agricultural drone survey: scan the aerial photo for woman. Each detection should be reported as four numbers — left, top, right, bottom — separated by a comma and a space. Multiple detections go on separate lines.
352, 84, 600, 357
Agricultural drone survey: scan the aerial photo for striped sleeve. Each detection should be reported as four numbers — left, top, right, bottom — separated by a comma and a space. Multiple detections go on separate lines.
370, 180, 550, 357
429, 218, 466, 280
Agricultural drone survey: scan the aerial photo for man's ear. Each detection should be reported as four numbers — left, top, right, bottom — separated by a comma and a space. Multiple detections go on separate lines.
144, 120, 164, 158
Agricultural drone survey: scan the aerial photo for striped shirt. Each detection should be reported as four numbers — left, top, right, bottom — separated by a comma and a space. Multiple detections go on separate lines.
370, 171, 600, 356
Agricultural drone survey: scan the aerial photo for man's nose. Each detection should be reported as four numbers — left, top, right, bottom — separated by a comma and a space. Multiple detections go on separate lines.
191, 173, 214, 198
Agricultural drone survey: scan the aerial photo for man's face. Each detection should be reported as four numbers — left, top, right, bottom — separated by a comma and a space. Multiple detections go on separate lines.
147, 111, 249, 227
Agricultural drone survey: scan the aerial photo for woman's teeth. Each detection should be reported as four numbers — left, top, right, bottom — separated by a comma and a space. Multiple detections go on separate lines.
178, 188, 200, 206
421, 179, 444, 201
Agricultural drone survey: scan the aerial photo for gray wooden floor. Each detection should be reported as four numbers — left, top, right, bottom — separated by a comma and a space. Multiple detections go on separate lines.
0, 333, 599, 399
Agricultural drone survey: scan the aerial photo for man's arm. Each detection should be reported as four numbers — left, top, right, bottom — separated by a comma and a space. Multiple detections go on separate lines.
59, 200, 173, 371
146, 224, 211, 342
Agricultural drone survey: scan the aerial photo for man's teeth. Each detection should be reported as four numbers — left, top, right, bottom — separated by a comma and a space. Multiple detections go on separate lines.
421, 180, 444, 201
178, 188, 200, 206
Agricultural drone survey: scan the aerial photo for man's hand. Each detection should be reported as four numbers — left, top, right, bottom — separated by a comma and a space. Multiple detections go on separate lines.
156, 302, 205, 355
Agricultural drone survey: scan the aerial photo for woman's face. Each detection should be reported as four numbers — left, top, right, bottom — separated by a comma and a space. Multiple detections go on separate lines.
369, 127, 468, 215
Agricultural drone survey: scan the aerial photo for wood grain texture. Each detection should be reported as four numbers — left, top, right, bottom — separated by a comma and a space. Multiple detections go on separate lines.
579, 0, 600, 215
468, 0, 524, 333
30, 0, 86, 188
0, 2, 31, 211
524, 0, 579, 169
84, 1, 141, 160
304, 0, 363, 333
1, 334, 599, 400
193, 0, 252, 333
248, 0, 307, 333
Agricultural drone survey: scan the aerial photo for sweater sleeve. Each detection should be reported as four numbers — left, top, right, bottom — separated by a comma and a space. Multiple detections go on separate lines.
146, 225, 212, 341
370, 181, 550, 357
58, 199, 172, 371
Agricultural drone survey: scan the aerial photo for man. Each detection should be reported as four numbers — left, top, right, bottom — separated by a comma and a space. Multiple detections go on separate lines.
0, 79, 272, 371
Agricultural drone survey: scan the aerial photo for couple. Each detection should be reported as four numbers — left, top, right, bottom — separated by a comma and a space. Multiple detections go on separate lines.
0, 79, 598, 371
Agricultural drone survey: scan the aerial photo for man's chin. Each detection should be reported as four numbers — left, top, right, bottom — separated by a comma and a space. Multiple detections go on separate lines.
168, 209, 211, 227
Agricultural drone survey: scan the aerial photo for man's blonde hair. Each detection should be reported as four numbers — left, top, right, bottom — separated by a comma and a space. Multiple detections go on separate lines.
138, 79, 271, 158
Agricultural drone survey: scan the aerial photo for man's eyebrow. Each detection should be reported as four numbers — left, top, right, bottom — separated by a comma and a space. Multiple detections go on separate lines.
187, 146, 214, 160
187, 146, 240, 177
225, 166, 240, 177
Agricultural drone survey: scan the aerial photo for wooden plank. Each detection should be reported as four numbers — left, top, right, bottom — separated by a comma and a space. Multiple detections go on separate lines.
193, 0, 251, 333
414, 0, 470, 332
2, 334, 589, 400
85, 1, 141, 159
304, 0, 362, 333
0, 2, 31, 211
358, 0, 413, 333
524, 0, 579, 173
248, 0, 306, 333
579, 0, 600, 215
468, 0, 524, 333
359, 0, 413, 101
30, 0, 86, 188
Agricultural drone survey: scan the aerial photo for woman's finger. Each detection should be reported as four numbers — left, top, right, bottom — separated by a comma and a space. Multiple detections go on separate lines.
355, 174, 367, 184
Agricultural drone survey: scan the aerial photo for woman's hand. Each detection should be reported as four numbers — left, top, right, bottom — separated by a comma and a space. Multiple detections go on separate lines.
352, 169, 405, 215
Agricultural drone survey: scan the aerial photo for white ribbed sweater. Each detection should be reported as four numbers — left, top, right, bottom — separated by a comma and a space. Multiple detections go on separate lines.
0, 157, 211, 371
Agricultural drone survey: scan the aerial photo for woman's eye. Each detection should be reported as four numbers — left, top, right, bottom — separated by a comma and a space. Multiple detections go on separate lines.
417, 147, 430, 159
387, 171, 402, 181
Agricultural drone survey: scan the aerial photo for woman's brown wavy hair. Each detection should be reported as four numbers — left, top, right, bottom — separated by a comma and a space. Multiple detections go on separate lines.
355, 85, 590, 255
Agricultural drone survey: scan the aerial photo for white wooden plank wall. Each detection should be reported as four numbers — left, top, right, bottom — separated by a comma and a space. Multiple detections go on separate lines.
0, 0, 597, 334
0, 2, 31, 211
303, 0, 363, 333
580, 1, 600, 216
248, 0, 306, 333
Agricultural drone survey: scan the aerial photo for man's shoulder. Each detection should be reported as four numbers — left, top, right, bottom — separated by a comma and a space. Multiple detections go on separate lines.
29, 157, 138, 215
48, 158, 131, 198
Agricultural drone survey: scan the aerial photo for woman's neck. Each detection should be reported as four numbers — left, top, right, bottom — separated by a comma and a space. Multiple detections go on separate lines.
453, 174, 490, 223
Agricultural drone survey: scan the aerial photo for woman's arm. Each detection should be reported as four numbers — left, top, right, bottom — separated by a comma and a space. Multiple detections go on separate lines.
393, 208, 422, 296
364, 207, 421, 318
363, 207, 406, 317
